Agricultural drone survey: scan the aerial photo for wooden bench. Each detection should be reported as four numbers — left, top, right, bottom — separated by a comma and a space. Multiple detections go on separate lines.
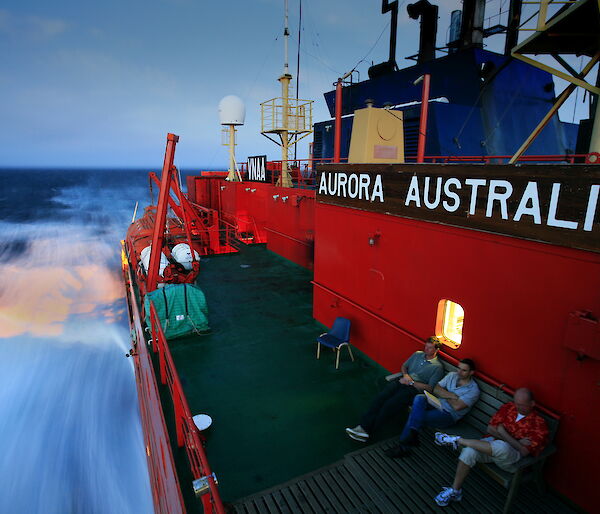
387, 360, 559, 513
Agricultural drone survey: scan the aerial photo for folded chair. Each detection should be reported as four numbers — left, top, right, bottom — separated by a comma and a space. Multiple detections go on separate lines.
316, 317, 354, 369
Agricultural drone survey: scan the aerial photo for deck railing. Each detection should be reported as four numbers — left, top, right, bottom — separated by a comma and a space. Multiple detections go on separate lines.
412, 153, 594, 164
149, 302, 226, 514
122, 247, 187, 513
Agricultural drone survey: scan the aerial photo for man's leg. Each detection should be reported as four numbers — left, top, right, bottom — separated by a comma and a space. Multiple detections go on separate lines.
435, 442, 492, 506
363, 384, 417, 434
452, 460, 472, 490
435, 433, 494, 455
398, 394, 428, 441
457, 438, 493, 455
360, 381, 412, 433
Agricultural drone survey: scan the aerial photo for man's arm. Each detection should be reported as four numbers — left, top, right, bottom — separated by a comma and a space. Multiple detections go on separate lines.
487, 422, 530, 456
496, 425, 531, 456
434, 385, 468, 409
398, 355, 415, 384
434, 384, 457, 399
412, 380, 435, 393
487, 423, 502, 439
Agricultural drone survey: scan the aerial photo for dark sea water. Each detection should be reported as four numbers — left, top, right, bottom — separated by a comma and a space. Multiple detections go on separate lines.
0, 169, 158, 513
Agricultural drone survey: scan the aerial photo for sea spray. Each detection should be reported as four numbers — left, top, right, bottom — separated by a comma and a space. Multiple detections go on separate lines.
0, 169, 154, 513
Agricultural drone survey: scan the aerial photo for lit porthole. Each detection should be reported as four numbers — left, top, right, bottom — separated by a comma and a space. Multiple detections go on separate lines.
435, 299, 464, 349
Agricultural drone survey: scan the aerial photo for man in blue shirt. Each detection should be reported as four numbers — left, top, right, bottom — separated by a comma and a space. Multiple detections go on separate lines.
346, 337, 444, 442
385, 358, 479, 457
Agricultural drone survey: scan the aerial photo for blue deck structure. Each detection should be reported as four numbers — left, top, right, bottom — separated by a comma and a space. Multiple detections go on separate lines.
313, 48, 578, 160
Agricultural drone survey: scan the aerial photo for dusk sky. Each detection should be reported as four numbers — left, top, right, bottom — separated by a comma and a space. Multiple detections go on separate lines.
1, 0, 592, 169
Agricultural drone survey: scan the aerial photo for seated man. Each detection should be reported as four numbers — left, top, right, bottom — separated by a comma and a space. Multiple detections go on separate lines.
433, 387, 549, 507
385, 358, 479, 458
346, 337, 444, 442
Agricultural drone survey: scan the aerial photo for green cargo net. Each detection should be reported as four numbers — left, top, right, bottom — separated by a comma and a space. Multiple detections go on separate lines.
145, 283, 209, 339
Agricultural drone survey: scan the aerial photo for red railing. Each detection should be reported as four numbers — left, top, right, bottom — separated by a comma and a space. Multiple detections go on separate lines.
408, 153, 595, 164
237, 157, 349, 188
122, 247, 187, 513
238, 154, 596, 176
149, 302, 226, 514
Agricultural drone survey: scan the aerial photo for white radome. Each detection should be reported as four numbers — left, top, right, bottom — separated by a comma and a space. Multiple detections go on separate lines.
218, 95, 246, 126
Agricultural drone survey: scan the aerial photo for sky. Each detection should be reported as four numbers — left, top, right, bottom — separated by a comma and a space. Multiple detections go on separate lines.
1, 0, 596, 169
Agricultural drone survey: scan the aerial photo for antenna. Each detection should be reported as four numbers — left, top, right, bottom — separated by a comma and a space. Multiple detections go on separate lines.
260, 0, 313, 188
284, 0, 289, 75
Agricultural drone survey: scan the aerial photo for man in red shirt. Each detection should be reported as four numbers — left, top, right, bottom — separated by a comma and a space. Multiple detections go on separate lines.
432, 387, 549, 507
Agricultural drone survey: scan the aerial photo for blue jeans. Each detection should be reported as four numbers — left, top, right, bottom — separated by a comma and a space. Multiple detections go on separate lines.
399, 394, 455, 441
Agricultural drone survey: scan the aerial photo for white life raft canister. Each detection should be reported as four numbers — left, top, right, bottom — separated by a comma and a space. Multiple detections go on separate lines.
140, 246, 169, 276
171, 243, 200, 270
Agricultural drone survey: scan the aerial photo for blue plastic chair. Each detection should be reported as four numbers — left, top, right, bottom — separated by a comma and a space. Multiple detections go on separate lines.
316, 317, 354, 369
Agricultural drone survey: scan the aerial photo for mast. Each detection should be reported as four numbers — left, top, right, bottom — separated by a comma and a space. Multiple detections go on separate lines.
260, 0, 313, 188
280, 0, 292, 186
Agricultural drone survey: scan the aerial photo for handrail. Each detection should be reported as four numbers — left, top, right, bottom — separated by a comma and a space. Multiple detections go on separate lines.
410, 153, 591, 164
122, 244, 186, 513
149, 301, 226, 514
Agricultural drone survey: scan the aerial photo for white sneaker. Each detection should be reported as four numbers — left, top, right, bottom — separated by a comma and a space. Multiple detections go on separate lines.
434, 432, 460, 450
434, 486, 462, 506
345, 425, 369, 442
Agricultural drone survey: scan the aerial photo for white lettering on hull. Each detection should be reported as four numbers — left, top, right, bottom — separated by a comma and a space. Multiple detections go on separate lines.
319, 171, 599, 233
319, 172, 384, 202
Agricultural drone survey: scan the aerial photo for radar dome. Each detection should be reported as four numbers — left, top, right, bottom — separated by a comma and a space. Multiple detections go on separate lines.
218, 95, 246, 125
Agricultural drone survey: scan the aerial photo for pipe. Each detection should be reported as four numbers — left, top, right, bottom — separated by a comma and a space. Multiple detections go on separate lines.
416, 73, 431, 163
334, 78, 343, 163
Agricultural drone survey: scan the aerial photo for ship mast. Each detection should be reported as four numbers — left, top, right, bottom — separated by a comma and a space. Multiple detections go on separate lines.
261, 0, 313, 187
280, 0, 292, 186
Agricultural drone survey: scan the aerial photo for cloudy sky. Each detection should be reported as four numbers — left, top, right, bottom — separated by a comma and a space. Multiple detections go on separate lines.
1, 0, 593, 169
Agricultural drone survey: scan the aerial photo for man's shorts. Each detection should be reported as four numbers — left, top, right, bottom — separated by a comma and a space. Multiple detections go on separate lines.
459, 437, 521, 472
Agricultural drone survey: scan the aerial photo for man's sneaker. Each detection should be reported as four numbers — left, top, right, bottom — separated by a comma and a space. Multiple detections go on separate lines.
402, 429, 420, 447
384, 443, 411, 458
434, 486, 462, 506
434, 432, 460, 450
345, 425, 368, 442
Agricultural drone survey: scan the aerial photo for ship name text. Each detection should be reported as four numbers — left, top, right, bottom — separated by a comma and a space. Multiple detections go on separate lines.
319, 172, 384, 202
247, 155, 267, 182
316, 164, 600, 253
403, 175, 599, 231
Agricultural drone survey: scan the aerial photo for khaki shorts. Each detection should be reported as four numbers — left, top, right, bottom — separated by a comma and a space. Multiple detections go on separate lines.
459, 437, 521, 472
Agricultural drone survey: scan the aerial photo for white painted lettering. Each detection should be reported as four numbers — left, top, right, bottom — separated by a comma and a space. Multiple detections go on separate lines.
465, 179, 487, 215
584, 185, 600, 231
319, 173, 327, 194
348, 174, 359, 198
442, 178, 461, 212
486, 180, 513, 219
359, 174, 371, 200
327, 173, 337, 196
405, 176, 421, 207
424, 176, 442, 209
371, 175, 384, 202
338, 173, 348, 197
513, 181, 541, 224
547, 183, 578, 230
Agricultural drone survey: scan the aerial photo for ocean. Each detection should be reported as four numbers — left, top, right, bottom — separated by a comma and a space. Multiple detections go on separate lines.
0, 169, 157, 513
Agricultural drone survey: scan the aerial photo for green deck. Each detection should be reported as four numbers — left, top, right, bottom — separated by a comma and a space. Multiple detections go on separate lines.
170, 245, 393, 503
158, 245, 577, 513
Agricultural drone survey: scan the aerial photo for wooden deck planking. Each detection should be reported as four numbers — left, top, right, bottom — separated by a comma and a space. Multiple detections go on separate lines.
232, 436, 578, 514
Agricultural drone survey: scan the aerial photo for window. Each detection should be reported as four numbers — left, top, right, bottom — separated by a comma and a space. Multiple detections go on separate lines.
436, 299, 464, 348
